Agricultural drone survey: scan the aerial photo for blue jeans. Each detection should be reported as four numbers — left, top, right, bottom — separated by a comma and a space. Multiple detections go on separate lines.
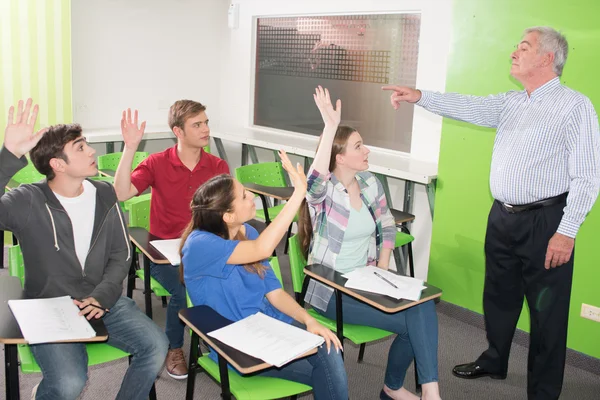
258, 323, 348, 400
149, 261, 186, 349
317, 294, 439, 388
30, 296, 169, 400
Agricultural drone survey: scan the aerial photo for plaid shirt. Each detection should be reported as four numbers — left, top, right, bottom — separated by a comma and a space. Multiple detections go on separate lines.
306, 168, 396, 269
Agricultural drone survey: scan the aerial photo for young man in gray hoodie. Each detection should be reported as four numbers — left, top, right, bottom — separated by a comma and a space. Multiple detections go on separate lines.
0, 99, 168, 400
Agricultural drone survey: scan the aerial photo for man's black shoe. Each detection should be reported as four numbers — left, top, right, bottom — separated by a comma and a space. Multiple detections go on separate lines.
452, 362, 507, 380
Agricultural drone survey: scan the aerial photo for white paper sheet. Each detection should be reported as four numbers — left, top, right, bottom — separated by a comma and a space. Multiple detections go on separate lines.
8, 296, 97, 344
342, 266, 426, 301
208, 312, 325, 368
149, 238, 182, 265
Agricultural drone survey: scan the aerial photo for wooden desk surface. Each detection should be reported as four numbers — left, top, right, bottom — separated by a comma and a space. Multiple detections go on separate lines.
243, 183, 294, 201
179, 305, 317, 374
0, 276, 108, 344
128, 226, 171, 265
390, 208, 416, 225
304, 264, 442, 313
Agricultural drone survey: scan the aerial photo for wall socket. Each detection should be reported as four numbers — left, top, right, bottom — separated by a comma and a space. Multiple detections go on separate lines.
581, 303, 600, 322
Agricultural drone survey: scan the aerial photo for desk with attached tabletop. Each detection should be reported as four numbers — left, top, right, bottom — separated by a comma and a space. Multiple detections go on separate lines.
0, 276, 109, 400
127, 227, 171, 319
179, 305, 316, 400
303, 264, 442, 344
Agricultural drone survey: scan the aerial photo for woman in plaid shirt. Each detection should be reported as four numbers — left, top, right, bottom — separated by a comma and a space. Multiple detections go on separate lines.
298, 87, 441, 400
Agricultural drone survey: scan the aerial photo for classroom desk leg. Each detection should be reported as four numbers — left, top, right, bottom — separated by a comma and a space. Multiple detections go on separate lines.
403, 181, 415, 231
213, 138, 229, 165
334, 289, 344, 360
142, 254, 153, 319
426, 179, 437, 219
106, 142, 115, 154
185, 332, 200, 400
218, 354, 232, 400
5, 344, 20, 400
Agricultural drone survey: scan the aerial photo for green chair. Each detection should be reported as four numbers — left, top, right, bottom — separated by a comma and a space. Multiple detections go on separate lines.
6, 246, 158, 395
395, 229, 416, 278
235, 162, 297, 254
12, 163, 45, 184
185, 256, 312, 400
288, 234, 393, 362
390, 208, 416, 278
97, 151, 149, 172
127, 197, 170, 306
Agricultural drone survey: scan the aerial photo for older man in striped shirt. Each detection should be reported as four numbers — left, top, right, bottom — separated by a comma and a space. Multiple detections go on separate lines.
384, 26, 600, 400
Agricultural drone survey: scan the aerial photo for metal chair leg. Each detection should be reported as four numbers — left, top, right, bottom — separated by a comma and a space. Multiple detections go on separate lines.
161, 297, 168, 308
358, 343, 366, 363
283, 223, 293, 254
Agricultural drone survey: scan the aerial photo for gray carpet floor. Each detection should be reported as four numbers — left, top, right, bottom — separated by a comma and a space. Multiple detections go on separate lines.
1, 227, 599, 400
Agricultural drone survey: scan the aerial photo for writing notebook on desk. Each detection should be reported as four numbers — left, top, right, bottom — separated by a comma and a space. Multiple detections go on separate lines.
8, 296, 96, 344
149, 238, 182, 265
342, 266, 426, 301
208, 312, 324, 368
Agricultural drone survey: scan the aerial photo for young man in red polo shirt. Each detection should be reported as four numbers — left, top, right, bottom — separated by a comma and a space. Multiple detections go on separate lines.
114, 101, 229, 379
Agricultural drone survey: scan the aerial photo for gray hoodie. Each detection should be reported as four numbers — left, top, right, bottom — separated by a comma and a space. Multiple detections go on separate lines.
0, 147, 131, 309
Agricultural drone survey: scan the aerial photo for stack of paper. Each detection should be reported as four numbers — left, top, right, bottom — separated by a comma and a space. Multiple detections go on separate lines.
342, 266, 426, 301
208, 312, 324, 367
149, 238, 182, 265
8, 296, 97, 344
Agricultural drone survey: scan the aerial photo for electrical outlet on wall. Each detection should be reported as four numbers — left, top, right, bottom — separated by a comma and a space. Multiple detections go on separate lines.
581, 303, 600, 322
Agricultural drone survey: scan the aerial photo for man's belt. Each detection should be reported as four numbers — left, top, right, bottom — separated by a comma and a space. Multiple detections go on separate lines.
499, 193, 567, 214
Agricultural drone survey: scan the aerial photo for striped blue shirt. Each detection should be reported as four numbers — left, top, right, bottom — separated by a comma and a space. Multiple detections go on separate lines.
418, 77, 600, 238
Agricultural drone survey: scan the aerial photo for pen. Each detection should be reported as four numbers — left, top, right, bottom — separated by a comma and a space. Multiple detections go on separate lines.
70, 296, 110, 313
373, 271, 399, 289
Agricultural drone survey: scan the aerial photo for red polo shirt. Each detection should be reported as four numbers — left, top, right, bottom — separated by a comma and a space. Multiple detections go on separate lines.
131, 146, 230, 239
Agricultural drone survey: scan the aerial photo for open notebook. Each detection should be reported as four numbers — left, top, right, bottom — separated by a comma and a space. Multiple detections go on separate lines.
208, 312, 324, 368
8, 296, 97, 344
149, 238, 182, 265
342, 266, 426, 301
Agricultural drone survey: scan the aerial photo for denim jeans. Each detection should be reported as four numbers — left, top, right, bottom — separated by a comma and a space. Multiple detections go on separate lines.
317, 294, 439, 388
30, 296, 169, 400
149, 261, 187, 349
258, 322, 348, 400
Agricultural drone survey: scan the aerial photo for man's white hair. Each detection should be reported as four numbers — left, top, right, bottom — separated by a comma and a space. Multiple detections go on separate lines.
524, 26, 568, 76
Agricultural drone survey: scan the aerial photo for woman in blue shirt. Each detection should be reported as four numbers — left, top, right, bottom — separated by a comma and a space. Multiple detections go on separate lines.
180, 151, 348, 400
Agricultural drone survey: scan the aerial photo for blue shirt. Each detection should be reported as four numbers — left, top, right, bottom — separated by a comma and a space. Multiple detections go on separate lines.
182, 224, 292, 325
418, 77, 600, 238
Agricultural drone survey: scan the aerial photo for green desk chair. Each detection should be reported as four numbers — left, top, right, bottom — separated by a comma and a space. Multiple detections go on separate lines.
97, 151, 149, 172
127, 196, 170, 307
235, 162, 297, 254
203, 145, 211, 154
185, 256, 312, 400
12, 163, 45, 185
7, 246, 158, 398
395, 228, 415, 278
287, 234, 393, 363
390, 209, 416, 278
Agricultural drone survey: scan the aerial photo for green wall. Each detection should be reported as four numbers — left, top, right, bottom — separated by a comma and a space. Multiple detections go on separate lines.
429, 0, 600, 359
0, 0, 72, 139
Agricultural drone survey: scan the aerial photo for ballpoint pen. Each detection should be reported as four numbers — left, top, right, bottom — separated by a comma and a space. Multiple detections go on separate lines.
373, 271, 399, 289
70, 296, 110, 313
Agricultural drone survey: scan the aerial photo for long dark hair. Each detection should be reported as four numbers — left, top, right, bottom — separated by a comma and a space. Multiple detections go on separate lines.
297, 125, 357, 257
179, 174, 268, 283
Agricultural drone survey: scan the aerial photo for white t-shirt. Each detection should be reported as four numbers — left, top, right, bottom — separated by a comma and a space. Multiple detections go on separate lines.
53, 180, 97, 269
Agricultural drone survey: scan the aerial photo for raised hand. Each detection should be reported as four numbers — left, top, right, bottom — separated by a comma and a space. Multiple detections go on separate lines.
4, 99, 48, 158
381, 85, 422, 109
279, 149, 307, 195
120, 108, 146, 150
313, 86, 341, 128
